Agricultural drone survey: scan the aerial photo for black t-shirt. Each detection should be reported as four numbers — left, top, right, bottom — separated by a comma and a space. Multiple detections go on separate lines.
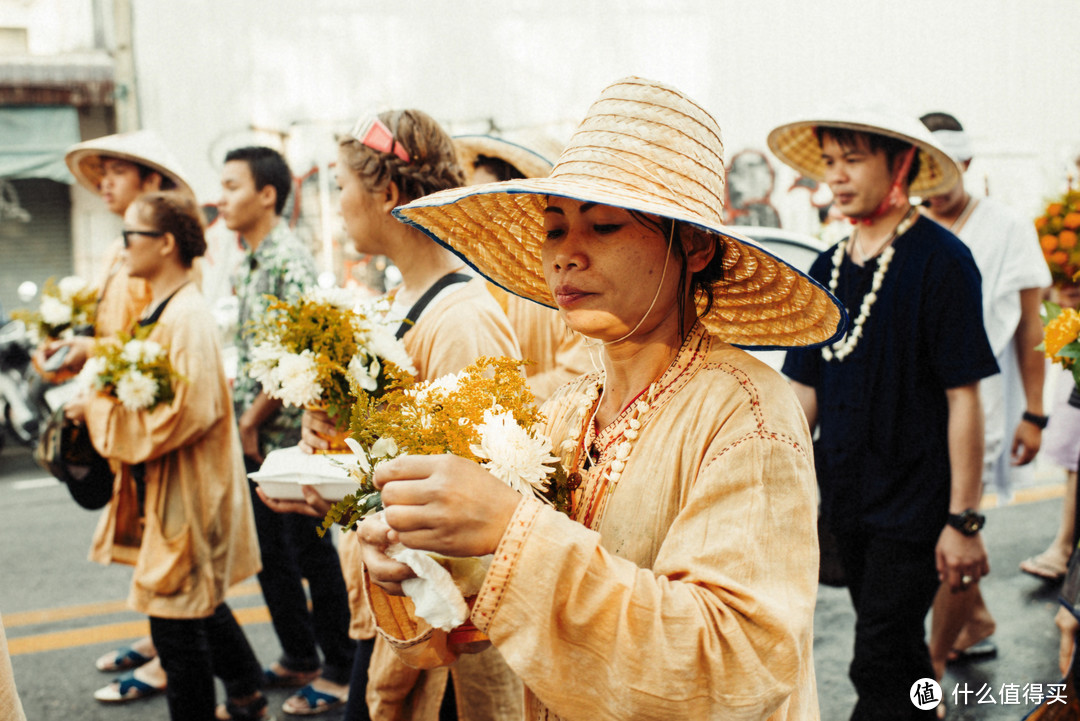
783, 216, 999, 542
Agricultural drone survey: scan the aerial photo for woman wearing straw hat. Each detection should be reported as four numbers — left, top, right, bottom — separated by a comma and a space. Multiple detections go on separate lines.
769, 112, 997, 718
453, 133, 591, 403
37, 131, 197, 703
356, 77, 845, 720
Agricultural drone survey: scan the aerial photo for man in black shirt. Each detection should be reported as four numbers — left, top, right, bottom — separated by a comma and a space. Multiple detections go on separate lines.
768, 112, 998, 719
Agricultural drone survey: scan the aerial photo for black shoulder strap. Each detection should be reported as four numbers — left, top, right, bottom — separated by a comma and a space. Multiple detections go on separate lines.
138, 282, 189, 328
395, 272, 472, 339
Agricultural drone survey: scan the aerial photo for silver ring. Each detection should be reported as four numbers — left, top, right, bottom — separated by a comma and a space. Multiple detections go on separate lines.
961, 574, 974, 585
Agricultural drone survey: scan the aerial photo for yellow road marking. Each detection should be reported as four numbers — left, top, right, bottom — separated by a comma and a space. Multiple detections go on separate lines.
981, 482, 1065, 510
7, 605, 272, 657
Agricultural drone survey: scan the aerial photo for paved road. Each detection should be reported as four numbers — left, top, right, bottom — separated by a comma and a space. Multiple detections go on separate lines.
0, 440, 1070, 720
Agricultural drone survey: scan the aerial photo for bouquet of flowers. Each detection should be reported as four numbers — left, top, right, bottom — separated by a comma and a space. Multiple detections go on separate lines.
248, 287, 416, 425
323, 356, 569, 632
79, 332, 178, 411
12, 275, 97, 342
1036, 190, 1080, 286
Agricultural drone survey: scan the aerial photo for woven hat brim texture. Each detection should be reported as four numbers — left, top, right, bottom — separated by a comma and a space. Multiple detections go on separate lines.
453, 135, 555, 184
395, 178, 845, 350
65, 130, 194, 199
767, 118, 960, 197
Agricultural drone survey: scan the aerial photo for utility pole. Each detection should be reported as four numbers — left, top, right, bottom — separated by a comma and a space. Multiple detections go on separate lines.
112, 0, 139, 132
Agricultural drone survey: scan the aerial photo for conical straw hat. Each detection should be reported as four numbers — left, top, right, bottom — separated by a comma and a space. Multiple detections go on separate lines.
395, 77, 846, 350
767, 108, 960, 197
65, 130, 194, 199
453, 133, 558, 184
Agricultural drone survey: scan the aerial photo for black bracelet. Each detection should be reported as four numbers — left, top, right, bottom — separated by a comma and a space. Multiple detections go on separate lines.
1022, 411, 1049, 429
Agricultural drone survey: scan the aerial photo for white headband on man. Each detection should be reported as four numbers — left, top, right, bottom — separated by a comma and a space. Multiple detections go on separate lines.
931, 129, 973, 164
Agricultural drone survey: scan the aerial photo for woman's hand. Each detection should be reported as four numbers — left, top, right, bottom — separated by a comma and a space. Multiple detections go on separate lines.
63, 391, 89, 423
254, 483, 332, 518
299, 408, 337, 454
358, 512, 415, 596
374, 454, 522, 558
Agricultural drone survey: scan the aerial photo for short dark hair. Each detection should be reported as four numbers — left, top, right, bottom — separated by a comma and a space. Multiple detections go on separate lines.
920, 112, 963, 133
814, 126, 921, 188
223, 146, 292, 215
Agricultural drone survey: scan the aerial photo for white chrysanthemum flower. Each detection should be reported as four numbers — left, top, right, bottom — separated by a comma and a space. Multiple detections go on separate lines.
412, 371, 464, 404
76, 355, 107, 391
249, 341, 286, 389
40, 295, 72, 326
365, 325, 417, 376
470, 410, 558, 494
115, 370, 159, 410
272, 350, 322, 407
370, 436, 397, 459
348, 354, 379, 392
140, 340, 164, 361
344, 437, 371, 474
305, 286, 357, 310
121, 339, 162, 364
57, 275, 88, 302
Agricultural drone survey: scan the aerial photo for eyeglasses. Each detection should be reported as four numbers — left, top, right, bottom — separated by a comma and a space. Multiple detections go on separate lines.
349, 115, 411, 164
121, 229, 166, 248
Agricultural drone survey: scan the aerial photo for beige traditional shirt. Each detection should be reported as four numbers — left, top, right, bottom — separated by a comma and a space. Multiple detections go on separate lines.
344, 276, 525, 721
0, 613, 26, 721
370, 323, 820, 721
86, 284, 261, 618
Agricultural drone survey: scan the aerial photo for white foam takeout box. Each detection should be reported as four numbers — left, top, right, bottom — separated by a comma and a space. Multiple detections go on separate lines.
248, 446, 357, 502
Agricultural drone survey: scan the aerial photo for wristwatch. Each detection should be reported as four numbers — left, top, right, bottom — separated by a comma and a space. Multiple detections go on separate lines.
947, 509, 986, 536
1022, 411, 1049, 429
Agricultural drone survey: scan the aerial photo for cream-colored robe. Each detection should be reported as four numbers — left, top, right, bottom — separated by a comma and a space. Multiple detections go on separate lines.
371, 323, 820, 720
344, 277, 525, 721
86, 284, 261, 618
488, 287, 592, 403
0, 613, 26, 721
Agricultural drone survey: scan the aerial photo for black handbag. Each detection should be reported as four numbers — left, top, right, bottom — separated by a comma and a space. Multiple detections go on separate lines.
35, 406, 114, 510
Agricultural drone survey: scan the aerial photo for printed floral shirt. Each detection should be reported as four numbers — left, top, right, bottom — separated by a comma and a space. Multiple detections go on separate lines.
232, 220, 317, 453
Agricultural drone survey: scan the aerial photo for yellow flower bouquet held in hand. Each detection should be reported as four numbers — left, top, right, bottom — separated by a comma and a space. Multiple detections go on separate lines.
1036, 190, 1080, 286
247, 287, 416, 428
323, 356, 570, 632
78, 330, 178, 411
12, 275, 97, 343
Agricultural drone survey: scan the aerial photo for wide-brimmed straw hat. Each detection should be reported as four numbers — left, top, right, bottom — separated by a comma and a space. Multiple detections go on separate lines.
65, 130, 194, 198
394, 77, 845, 350
453, 133, 559, 184
766, 108, 960, 197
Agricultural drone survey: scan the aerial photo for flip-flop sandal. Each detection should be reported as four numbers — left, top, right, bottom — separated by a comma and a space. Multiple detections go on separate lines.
216, 693, 271, 720
281, 684, 347, 716
94, 645, 155, 672
1020, 554, 1067, 582
93, 671, 166, 703
262, 666, 321, 689
947, 638, 998, 665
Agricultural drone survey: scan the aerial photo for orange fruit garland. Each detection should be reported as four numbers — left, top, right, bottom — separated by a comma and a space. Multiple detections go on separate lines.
1036, 190, 1080, 285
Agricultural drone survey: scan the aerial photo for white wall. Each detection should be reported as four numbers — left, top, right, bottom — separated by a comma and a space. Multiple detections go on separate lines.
0, 0, 97, 53
116, 0, 1080, 231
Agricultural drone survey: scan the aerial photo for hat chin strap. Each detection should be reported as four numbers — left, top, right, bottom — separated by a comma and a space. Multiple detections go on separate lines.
849, 146, 916, 226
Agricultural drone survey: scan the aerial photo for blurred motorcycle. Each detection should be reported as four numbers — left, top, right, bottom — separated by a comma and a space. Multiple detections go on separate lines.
0, 317, 44, 451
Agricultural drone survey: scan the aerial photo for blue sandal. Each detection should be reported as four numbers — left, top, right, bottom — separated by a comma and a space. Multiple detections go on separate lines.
281, 684, 347, 716
93, 671, 166, 703
94, 645, 154, 672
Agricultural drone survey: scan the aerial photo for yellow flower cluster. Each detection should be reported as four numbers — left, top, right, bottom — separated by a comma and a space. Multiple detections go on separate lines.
1036, 190, 1080, 286
1044, 306, 1080, 366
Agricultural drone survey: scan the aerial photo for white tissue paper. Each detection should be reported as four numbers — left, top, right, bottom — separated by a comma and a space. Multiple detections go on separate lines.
387, 543, 492, 631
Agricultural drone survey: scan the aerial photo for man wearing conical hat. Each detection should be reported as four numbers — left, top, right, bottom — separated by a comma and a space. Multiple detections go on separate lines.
453, 134, 592, 403
33, 130, 195, 704
770, 113, 999, 718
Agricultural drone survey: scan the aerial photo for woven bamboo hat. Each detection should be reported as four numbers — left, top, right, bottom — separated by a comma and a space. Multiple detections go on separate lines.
766, 108, 960, 197
453, 133, 559, 184
65, 130, 194, 198
394, 77, 845, 350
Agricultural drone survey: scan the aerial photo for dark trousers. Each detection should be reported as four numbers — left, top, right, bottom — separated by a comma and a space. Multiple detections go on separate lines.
246, 466, 356, 684
149, 602, 262, 721
834, 527, 941, 720
343, 637, 375, 721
